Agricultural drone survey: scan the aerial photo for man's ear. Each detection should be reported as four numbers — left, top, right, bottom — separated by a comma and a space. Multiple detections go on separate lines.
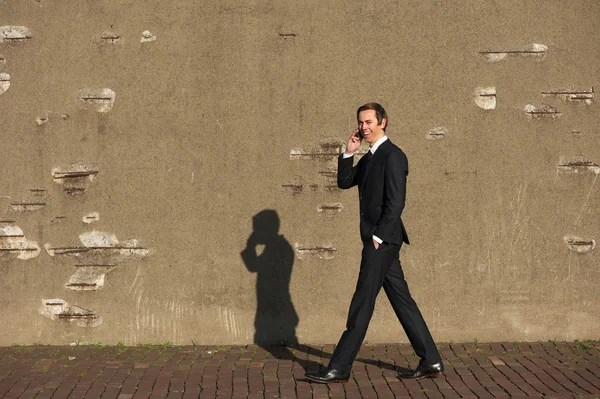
380, 118, 387, 129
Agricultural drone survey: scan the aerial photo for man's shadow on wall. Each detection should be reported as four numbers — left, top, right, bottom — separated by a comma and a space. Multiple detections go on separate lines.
240, 209, 299, 347
240, 210, 401, 375
240, 210, 318, 371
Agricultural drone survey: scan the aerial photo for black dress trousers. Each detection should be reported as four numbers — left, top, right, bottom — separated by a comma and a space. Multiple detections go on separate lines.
328, 240, 441, 372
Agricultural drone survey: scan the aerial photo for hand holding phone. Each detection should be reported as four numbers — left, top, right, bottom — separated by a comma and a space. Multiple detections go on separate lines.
345, 128, 362, 155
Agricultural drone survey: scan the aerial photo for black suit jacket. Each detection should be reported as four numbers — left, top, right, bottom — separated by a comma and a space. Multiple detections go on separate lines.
337, 139, 410, 246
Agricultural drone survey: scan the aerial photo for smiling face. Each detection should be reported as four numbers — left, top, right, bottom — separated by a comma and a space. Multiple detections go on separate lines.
357, 109, 387, 146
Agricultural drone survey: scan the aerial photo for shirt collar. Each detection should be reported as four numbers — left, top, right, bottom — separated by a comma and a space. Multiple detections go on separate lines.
369, 135, 388, 154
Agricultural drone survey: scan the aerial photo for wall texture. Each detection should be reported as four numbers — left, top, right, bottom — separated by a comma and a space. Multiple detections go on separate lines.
1, 0, 599, 346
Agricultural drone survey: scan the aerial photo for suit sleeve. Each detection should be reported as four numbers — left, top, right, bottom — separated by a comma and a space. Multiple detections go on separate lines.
373, 151, 407, 242
337, 154, 357, 189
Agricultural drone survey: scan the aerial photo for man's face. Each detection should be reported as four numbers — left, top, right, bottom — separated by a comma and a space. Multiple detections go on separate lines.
357, 109, 386, 146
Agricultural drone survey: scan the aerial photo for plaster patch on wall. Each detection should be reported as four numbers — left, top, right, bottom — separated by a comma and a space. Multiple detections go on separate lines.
278, 32, 297, 39
290, 138, 350, 160
9, 188, 48, 211
571, 130, 584, 138
0, 225, 22, 236
52, 162, 99, 195
100, 30, 121, 44
83, 212, 100, 224
282, 180, 339, 195
36, 112, 69, 125
564, 235, 596, 253
317, 202, 343, 215
295, 243, 336, 259
10, 202, 46, 212
318, 169, 337, 181
426, 126, 448, 140
0, 225, 40, 260
40, 299, 102, 327
524, 104, 561, 119
557, 156, 600, 175
45, 231, 152, 263
46, 231, 151, 291
76, 88, 116, 112
541, 87, 594, 105
474, 87, 496, 110
0, 26, 32, 43
282, 177, 303, 195
219, 5, 274, 15
66, 264, 116, 291
0, 73, 10, 96
29, 188, 46, 196
479, 43, 548, 62
141, 30, 156, 43
36, 114, 49, 125
80, 231, 119, 247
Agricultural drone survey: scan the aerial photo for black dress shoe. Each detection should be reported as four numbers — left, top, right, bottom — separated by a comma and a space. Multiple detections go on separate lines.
398, 361, 444, 380
305, 367, 350, 383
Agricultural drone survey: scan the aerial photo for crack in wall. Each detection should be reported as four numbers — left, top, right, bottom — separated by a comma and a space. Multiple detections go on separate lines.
76, 88, 116, 112
557, 156, 600, 174
479, 43, 548, 62
541, 87, 594, 104
52, 162, 99, 195
7, 188, 48, 212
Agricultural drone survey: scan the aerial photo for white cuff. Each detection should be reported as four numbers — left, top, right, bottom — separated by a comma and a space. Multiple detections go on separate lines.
372, 235, 383, 244
342, 152, 354, 159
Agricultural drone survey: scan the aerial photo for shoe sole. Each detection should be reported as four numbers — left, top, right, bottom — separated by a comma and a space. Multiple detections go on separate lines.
305, 376, 349, 384
399, 371, 444, 380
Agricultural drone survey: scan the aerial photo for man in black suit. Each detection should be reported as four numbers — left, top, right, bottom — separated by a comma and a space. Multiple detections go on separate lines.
305, 102, 443, 383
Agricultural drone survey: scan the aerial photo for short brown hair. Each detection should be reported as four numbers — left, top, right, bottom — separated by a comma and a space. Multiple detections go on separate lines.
357, 102, 388, 131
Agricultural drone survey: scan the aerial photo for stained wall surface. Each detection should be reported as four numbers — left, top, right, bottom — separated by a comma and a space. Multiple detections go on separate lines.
1, 0, 599, 346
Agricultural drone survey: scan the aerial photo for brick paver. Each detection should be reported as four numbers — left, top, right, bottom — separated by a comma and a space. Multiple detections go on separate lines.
0, 341, 599, 398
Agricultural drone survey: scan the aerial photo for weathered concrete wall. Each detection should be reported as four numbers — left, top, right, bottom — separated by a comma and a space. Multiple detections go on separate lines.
1, 0, 599, 346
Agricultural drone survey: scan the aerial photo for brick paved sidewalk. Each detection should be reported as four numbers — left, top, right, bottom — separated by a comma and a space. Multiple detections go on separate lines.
0, 341, 599, 398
